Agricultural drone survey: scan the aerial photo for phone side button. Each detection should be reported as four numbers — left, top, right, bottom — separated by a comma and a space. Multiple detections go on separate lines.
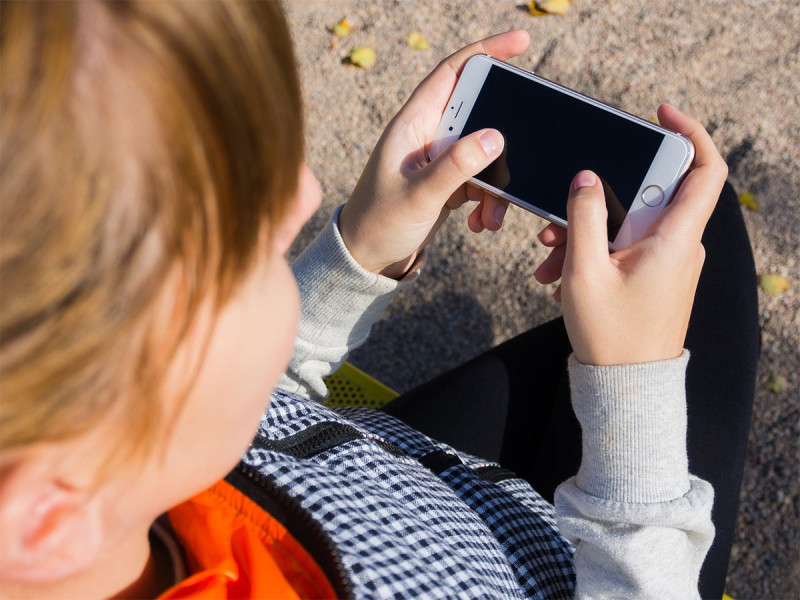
641, 185, 665, 207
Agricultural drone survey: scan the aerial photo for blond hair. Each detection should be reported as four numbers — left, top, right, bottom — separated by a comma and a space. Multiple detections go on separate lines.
0, 0, 303, 461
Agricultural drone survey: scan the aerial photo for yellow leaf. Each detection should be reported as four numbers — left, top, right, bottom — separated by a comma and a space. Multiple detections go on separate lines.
333, 19, 350, 38
407, 32, 430, 51
738, 191, 761, 212
528, 2, 548, 16
349, 47, 376, 69
766, 374, 787, 393
759, 273, 791, 295
649, 116, 660, 124
529, 0, 572, 16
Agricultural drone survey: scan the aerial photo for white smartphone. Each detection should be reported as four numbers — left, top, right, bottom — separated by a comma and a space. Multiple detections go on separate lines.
430, 55, 695, 250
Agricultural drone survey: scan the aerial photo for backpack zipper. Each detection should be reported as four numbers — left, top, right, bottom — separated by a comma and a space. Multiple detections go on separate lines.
474, 464, 518, 483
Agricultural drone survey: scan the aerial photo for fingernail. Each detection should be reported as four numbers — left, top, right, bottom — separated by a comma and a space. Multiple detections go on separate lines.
479, 130, 503, 158
494, 204, 507, 226
572, 171, 597, 191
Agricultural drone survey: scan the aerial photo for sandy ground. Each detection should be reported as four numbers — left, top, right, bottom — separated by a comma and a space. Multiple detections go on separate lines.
285, 1, 800, 598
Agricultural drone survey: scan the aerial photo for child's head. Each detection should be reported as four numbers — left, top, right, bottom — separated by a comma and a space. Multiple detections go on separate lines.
0, 0, 319, 590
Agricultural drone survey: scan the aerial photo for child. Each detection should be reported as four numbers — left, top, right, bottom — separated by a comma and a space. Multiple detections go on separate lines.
1, 1, 757, 598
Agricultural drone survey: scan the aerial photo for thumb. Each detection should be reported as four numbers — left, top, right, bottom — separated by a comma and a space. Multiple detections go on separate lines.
416, 128, 503, 200
565, 171, 610, 270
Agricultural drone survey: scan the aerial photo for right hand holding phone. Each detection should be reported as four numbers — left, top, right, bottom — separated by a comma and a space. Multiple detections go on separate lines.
534, 105, 728, 366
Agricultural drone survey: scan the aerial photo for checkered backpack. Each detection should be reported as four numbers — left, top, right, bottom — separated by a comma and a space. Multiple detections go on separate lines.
227, 389, 575, 599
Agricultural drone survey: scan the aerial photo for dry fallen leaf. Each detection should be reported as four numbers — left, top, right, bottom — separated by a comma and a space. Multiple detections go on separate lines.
407, 32, 430, 50
738, 191, 761, 212
349, 47, 376, 69
759, 273, 791, 296
766, 374, 787, 393
333, 19, 350, 38
529, 0, 572, 16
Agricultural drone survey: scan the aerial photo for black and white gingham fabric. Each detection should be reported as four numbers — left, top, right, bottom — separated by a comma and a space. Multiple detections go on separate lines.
239, 389, 575, 599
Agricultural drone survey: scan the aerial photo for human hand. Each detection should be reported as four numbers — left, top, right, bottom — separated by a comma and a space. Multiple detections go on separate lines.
533, 105, 728, 365
338, 30, 531, 279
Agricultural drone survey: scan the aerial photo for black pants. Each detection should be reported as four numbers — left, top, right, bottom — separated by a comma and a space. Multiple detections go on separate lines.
383, 182, 759, 599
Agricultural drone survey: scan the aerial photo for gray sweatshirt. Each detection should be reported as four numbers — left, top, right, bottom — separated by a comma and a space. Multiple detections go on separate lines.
279, 208, 714, 599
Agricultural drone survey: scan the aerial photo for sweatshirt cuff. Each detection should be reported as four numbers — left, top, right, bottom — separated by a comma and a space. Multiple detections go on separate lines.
292, 205, 419, 351
568, 351, 691, 503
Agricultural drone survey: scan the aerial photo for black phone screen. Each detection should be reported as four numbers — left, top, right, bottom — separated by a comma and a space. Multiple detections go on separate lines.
461, 65, 665, 238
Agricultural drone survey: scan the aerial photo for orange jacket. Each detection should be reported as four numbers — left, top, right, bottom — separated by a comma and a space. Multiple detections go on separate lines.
158, 480, 335, 599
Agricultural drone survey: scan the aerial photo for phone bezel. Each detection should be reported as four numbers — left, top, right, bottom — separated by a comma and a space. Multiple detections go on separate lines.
430, 55, 695, 250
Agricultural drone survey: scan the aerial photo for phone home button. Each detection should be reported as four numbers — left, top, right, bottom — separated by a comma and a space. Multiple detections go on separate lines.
641, 185, 665, 207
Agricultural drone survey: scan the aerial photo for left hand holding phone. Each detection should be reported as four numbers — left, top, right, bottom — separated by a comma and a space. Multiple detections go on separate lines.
535, 104, 728, 365
338, 30, 530, 279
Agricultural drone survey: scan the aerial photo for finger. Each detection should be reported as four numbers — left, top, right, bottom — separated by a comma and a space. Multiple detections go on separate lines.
464, 182, 484, 204
534, 243, 567, 284
444, 179, 488, 210
553, 284, 562, 303
468, 202, 486, 232
658, 104, 723, 173
564, 170, 610, 272
538, 222, 568, 247
479, 193, 509, 231
654, 104, 727, 243
413, 128, 503, 202
404, 30, 531, 121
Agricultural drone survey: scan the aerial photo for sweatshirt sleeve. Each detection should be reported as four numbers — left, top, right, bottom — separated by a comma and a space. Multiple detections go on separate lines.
277, 206, 419, 401
555, 351, 715, 599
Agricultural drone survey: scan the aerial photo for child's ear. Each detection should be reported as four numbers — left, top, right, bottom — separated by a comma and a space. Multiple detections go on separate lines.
0, 451, 105, 584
